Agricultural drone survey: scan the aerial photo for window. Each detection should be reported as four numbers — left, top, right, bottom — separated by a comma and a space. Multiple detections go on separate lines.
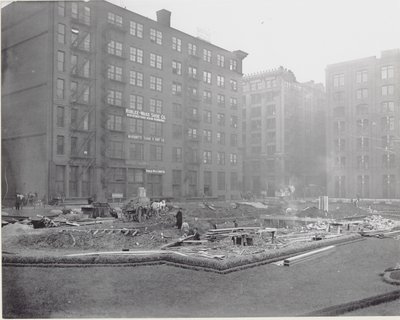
203, 90, 212, 103
82, 6, 90, 25
150, 145, 163, 161
107, 89, 122, 106
130, 21, 143, 38
217, 75, 225, 87
334, 138, 346, 152
189, 87, 198, 98
57, 106, 64, 127
356, 88, 368, 99
266, 104, 276, 116
108, 40, 123, 57
230, 59, 237, 71
217, 172, 225, 190
56, 135, 64, 155
172, 124, 183, 139
217, 152, 225, 165
57, 1, 65, 16
230, 172, 238, 190
203, 151, 212, 164
149, 122, 163, 137
356, 119, 368, 131
129, 94, 143, 110
356, 70, 368, 83
172, 61, 182, 75
188, 43, 197, 56
217, 132, 225, 145
172, 82, 182, 95
357, 137, 369, 150
203, 49, 211, 62
72, 3, 78, 19
251, 106, 261, 117
334, 176, 346, 198
203, 71, 212, 84
333, 91, 345, 101
204, 110, 212, 124
188, 66, 197, 79
172, 147, 182, 162
230, 97, 238, 109
150, 76, 162, 92
172, 170, 182, 197
129, 70, 143, 87
173, 103, 182, 119
230, 134, 238, 147
357, 156, 369, 169
70, 136, 78, 156
56, 78, 64, 99
109, 140, 124, 158
230, 153, 237, 165
108, 12, 123, 27
383, 154, 395, 169
217, 113, 225, 126
381, 116, 395, 131
57, 51, 65, 72
217, 94, 225, 106
57, 24, 65, 43
82, 60, 90, 78
382, 135, 394, 149
150, 28, 162, 45
150, 98, 162, 113
217, 54, 225, 67
266, 119, 275, 129
230, 115, 238, 128
203, 130, 212, 143
251, 94, 262, 104
335, 156, 346, 168
382, 85, 394, 96
128, 118, 143, 134
381, 101, 395, 113
172, 37, 181, 51
82, 33, 91, 51
71, 108, 78, 128
107, 114, 123, 131
188, 128, 198, 139
230, 79, 237, 91
129, 143, 144, 160
108, 65, 123, 82
149, 53, 162, 69
381, 66, 394, 79
82, 86, 90, 103
129, 47, 143, 63
334, 120, 346, 134
383, 174, 396, 199
333, 73, 344, 87
266, 145, 275, 155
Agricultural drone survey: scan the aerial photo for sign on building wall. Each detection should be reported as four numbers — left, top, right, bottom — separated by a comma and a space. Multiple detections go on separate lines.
126, 109, 166, 123
127, 134, 165, 143
146, 169, 165, 174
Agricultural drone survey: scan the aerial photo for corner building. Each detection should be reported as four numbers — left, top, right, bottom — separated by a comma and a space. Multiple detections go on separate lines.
242, 67, 326, 197
326, 49, 400, 199
1, 1, 247, 201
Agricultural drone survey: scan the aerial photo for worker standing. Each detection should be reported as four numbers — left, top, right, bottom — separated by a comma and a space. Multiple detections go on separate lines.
176, 208, 183, 229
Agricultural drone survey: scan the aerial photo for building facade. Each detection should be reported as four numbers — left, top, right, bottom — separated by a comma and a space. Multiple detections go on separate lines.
326, 49, 400, 199
242, 67, 326, 198
1, 0, 247, 201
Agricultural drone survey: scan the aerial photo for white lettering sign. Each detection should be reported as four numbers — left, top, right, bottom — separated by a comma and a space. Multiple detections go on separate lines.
126, 109, 166, 123
146, 169, 165, 174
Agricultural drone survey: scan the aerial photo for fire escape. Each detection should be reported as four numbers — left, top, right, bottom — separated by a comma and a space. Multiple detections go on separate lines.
68, 3, 96, 198
182, 51, 201, 197
99, 18, 128, 195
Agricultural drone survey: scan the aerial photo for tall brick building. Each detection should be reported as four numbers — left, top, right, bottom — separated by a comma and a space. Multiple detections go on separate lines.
242, 67, 326, 197
1, 0, 247, 202
326, 49, 400, 199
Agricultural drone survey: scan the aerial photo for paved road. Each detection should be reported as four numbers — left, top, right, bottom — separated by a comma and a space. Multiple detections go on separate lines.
3, 238, 399, 318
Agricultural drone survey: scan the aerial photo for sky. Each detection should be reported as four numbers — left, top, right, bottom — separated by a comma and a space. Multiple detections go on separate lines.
107, 0, 400, 84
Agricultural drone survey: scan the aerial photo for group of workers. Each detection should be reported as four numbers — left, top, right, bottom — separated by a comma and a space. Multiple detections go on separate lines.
175, 208, 200, 240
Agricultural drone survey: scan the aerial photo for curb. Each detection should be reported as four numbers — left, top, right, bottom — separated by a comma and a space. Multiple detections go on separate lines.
302, 290, 400, 316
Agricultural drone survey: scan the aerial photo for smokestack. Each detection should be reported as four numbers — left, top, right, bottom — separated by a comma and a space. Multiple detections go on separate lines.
156, 9, 171, 27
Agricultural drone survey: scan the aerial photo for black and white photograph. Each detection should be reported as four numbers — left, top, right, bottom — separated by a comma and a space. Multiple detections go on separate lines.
1, 0, 400, 318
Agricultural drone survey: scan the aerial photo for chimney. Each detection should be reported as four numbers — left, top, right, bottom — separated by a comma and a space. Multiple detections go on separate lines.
156, 9, 171, 27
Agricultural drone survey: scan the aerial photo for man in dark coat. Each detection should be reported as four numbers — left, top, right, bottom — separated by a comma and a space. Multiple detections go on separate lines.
176, 208, 183, 229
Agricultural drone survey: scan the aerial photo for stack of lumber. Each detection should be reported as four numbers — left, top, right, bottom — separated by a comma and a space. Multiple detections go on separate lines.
205, 227, 261, 241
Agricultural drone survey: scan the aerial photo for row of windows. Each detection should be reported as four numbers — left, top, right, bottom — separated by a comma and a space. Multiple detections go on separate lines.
332, 86, 395, 101
334, 135, 397, 152
172, 125, 238, 146
333, 101, 396, 117
333, 65, 395, 87
333, 116, 397, 134
334, 175, 396, 198
334, 154, 397, 169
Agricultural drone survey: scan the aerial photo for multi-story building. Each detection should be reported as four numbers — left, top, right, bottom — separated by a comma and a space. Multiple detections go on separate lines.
242, 67, 326, 198
326, 49, 400, 199
1, 0, 247, 202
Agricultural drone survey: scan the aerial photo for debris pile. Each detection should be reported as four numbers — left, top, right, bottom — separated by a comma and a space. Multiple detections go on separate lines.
361, 215, 396, 231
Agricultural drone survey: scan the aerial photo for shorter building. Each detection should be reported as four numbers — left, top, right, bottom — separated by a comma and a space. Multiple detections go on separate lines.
326, 49, 400, 199
242, 67, 326, 198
